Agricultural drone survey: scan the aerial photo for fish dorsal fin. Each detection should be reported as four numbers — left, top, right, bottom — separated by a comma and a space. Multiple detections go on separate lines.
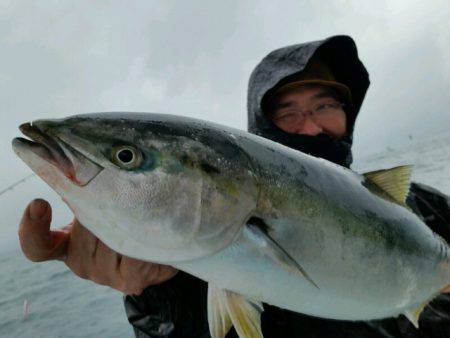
363, 165, 412, 204
208, 283, 263, 338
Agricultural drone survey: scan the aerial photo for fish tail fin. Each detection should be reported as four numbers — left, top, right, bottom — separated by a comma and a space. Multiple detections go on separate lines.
403, 282, 450, 328
208, 283, 263, 338
403, 301, 428, 328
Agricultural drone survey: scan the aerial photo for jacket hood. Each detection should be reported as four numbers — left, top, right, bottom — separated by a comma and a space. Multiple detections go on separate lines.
247, 35, 370, 167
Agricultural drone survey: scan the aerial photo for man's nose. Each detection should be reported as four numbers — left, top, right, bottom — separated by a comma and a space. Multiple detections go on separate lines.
293, 116, 323, 136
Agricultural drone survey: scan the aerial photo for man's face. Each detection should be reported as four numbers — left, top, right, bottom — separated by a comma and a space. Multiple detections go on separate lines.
268, 85, 347, 138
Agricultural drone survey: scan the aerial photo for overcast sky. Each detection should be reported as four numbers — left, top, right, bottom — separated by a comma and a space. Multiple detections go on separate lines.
1, 0, 449, 251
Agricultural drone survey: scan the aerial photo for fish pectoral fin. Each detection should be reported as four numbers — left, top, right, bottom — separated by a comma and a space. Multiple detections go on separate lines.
363, 165, 412, 204
207, 283, 263, 338
245, 219, 319, 289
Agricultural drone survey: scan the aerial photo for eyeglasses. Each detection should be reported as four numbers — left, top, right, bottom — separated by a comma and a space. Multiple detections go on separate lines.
271, 100, 345, 132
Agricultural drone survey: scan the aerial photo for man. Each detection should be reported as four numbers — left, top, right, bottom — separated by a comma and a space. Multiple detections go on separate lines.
19, 35, 450, 337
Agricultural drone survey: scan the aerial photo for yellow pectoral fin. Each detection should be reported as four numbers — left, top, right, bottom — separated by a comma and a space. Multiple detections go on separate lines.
207, 283, 263, 338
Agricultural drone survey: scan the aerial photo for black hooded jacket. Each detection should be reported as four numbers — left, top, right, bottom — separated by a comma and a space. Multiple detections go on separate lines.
124, 36, 450, 338
247, 35, 369, 168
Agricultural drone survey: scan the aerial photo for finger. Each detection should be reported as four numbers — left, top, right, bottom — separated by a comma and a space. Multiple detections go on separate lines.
117, 256, 158, 294
19, 199, 69, 262
91, 240, 121, 285
71, 219, 98, 255
146, 264, 178, 285
65, 220, 99, 279
118, 257, 178, 294
50, 228, 71, 262
140, 263, 178, 287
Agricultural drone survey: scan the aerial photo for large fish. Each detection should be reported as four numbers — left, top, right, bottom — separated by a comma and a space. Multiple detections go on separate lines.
12, 113, 450, 338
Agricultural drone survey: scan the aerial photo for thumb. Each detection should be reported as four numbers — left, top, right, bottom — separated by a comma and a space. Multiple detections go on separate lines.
19, 199, 69, 262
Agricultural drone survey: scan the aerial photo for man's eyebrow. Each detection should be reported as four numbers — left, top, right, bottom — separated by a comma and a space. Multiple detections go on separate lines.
312, 90, 339, 100
311, 90, 338, 100
273, 101, 295, 110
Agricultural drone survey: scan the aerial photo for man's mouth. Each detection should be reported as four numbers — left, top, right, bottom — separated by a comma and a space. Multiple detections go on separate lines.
13, 122, 102, 186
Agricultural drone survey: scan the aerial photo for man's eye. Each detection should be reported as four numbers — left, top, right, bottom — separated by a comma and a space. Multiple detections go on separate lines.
316, 103, 333, 110
274, 113, 295, 122
315, 101, 343, 112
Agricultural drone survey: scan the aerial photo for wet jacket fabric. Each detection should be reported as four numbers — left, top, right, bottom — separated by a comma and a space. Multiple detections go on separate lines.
124, 35, 450, 337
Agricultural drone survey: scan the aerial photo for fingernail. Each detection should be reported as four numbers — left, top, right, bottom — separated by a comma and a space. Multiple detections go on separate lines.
29, 199, 48, 221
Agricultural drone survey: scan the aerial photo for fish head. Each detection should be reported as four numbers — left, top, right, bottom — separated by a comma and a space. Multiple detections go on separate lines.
12, 113, 259, 263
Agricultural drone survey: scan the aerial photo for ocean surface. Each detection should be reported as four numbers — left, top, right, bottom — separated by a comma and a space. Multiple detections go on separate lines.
0, 252, 133, 338
1, 132, 449, 337
352, 132, 450, 195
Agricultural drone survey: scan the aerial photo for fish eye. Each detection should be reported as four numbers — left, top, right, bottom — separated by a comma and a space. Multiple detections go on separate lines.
112, 145, 142, 169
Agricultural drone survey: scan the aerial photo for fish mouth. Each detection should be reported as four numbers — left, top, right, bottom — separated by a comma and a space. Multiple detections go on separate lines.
13, 122, 103, 186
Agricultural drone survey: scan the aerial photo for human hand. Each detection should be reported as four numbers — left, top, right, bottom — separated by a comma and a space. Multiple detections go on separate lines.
18, 199, 178, 295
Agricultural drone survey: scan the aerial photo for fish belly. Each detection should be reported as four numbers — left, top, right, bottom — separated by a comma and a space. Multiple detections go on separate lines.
176, 222, 450, 321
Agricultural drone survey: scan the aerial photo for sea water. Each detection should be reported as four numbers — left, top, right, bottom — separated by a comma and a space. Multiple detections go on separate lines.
0, 251, 133, 337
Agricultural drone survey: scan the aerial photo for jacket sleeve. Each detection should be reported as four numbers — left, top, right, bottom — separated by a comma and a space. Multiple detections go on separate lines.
398, 182, 450, 337
123, 271, 211, 338
407, 182, 450, 243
